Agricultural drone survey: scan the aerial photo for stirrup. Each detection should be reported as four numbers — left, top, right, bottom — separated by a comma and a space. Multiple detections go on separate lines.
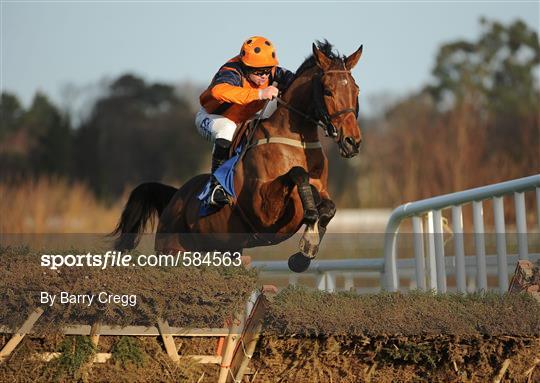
209, 184, 230, 206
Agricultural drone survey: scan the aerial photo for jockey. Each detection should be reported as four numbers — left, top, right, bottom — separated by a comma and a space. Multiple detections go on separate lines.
196, 36, 294, 206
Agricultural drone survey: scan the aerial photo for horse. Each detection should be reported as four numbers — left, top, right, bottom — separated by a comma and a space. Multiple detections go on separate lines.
112, 40, 363, 272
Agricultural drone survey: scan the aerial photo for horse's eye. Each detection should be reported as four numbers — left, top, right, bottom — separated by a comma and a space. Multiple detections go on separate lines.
323, 89, 332, 97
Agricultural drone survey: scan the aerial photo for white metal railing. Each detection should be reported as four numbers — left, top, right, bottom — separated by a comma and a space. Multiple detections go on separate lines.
253, 258, 384, 292
252, 174, 539, 294
253, 252, 539, 294
383, 174, 540, 293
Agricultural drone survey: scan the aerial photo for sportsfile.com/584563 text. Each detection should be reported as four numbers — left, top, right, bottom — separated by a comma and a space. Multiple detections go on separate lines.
40, 251, 243, 270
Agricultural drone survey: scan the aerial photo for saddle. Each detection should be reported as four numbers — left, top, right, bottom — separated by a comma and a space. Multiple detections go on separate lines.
230, 117, 271, 157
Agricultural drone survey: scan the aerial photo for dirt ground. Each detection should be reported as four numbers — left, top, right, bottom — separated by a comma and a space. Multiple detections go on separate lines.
1, 246, 539, 382
250, 286, 540, 382
252, 335, 540, 383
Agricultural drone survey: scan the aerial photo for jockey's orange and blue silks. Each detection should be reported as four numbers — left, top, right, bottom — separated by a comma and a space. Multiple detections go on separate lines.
199, 56, 294, 123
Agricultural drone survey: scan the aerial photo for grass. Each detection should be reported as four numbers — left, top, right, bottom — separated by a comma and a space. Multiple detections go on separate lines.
0, 177, 123, 233
111, 336, 146, 367
49, 336, 96, 381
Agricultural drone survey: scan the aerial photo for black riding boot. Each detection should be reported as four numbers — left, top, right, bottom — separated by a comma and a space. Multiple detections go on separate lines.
209, 138, 231, 206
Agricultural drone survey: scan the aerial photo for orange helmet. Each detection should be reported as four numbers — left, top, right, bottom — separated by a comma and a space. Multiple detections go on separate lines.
239, 36, 278, 68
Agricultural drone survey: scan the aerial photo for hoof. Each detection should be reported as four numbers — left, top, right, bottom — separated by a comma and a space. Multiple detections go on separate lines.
288, 252, 311, 273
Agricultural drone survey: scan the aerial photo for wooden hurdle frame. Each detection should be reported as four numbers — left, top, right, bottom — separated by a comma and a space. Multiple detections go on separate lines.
0, 285, 277, 382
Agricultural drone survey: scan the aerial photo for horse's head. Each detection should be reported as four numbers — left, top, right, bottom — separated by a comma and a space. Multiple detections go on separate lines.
312, 44, 363, 158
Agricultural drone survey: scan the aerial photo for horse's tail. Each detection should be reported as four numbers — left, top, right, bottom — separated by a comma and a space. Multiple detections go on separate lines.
111, 182, 178, 250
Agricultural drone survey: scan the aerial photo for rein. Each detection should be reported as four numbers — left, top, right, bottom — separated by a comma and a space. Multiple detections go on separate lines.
275, 97, 324, 128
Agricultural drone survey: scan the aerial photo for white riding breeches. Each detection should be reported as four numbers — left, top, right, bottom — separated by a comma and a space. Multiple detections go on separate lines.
195, 100, 278, 143
195, 107, 237, 142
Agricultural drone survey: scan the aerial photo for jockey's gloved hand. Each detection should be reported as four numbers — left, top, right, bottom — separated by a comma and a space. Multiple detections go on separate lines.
259, 86, 279, 100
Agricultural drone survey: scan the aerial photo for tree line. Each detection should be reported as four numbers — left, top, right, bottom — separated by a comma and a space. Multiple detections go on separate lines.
1, 75, 207, 201
1, 19, 538, 207
336, 18, 539, 207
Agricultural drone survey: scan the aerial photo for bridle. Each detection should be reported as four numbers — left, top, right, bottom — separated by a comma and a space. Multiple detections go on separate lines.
312, 69, 359, 137
276, 68, 359, 138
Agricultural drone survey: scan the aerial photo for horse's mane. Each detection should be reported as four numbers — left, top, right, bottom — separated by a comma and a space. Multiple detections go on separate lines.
294, 40, 345, 78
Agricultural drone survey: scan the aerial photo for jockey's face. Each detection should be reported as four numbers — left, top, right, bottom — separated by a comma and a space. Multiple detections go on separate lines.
247, 67, 272, 87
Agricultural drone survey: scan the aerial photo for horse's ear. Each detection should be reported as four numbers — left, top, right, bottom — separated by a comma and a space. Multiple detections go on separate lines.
345, 45, 363, 70
313, 43, 332, 71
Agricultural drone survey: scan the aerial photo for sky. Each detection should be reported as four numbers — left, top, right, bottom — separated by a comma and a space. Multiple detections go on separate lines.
1, 1, 539, 117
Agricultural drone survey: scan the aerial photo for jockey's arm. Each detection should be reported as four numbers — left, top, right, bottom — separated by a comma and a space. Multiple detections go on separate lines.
210, 83, 260, 105
273, 67, 295, 91
209, 68, 260, 105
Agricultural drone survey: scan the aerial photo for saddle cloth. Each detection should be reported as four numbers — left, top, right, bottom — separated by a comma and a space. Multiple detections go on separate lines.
197, 145, 242, 217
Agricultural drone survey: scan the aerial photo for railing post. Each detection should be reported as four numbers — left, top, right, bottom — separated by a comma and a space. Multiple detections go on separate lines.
412, 216, 426, 291
326, 272, 336, 292
493, 196, 508, 293
426, 211, 438, 291
316, 273, 326, 291
383, 227, 399, 292
343, 273, 354, 291
466, 273, 476, 293
472, 201, 487, 291
514, 192, 528, 260
452, 205, 466, 293
433, 209, 447, 293
288, 274, 298, 286
537, 187, 540, 232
